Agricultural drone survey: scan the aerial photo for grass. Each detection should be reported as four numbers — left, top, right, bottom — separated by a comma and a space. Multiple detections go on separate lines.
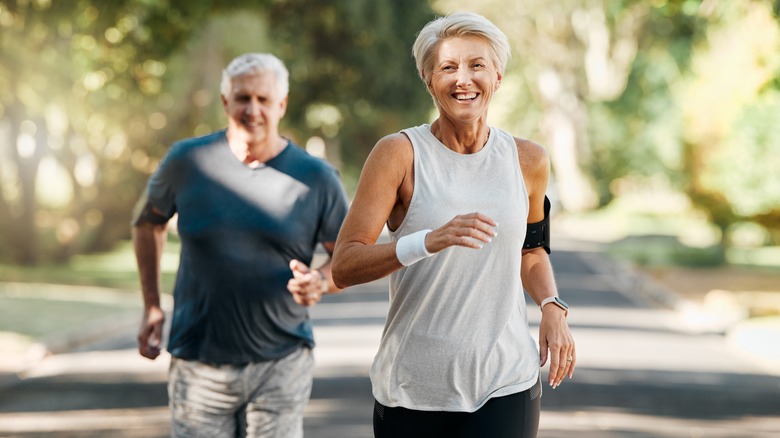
0, 239, 181, 292
0, 237, 181, 347
556, 194, 780, 270
0, 295, 136, 339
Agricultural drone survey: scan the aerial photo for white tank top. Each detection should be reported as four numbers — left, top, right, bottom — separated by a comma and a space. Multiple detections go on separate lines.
371, 124, 540, 412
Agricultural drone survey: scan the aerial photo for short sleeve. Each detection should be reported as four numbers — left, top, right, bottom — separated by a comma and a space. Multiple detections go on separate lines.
316, 167, 349, 243
131, 146, 180, 226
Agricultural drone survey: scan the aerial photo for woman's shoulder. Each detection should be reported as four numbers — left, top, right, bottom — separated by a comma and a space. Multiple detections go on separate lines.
491, 128, 545, 159
513, 137, 546, 158
370, 131, 414, 161
511, 135, 550, 177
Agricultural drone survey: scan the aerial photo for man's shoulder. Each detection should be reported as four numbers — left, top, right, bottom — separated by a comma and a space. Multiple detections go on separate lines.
284, 141, 337, 173
170, 130, 225, 154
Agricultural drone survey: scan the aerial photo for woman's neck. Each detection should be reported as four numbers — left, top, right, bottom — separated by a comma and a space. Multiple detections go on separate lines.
430, 118, 490, 154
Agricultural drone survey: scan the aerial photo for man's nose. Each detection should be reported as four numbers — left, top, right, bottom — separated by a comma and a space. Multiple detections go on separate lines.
245, 99, 261, 115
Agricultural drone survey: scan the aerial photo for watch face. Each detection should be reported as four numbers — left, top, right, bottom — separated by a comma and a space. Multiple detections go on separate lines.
554, 297, 569, 310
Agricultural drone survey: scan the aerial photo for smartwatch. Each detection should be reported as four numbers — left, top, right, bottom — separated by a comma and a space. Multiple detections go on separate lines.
540, 296, 569, 316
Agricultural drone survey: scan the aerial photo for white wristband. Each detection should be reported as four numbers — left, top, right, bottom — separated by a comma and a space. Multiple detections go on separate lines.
396, 229, 433, 266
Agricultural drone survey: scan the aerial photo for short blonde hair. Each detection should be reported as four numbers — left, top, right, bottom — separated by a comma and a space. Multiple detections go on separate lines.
412, 12, 510, 83
220, 53, 289, 98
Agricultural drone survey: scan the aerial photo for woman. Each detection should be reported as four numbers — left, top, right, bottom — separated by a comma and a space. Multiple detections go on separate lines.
332, 12, 575, 438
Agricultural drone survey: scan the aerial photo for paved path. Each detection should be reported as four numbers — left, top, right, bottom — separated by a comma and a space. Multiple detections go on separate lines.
0, 238, 779, 437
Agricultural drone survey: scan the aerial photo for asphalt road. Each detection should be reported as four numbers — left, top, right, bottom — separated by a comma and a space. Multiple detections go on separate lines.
1, 238, 779, 437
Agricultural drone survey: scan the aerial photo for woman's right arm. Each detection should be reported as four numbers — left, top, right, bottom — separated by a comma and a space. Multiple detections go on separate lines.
332, 133, 499, 288
332, 134, 411, 288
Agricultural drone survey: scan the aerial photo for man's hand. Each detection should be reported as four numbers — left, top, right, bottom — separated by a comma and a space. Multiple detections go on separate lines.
138, 305, 165, 360
287, 260, 325, 307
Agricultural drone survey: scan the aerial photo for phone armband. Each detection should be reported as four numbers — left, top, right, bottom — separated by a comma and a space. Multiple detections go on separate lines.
523, 195, 551, 254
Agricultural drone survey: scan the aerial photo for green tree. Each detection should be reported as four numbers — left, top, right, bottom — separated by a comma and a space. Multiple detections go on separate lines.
0, 0, 266, 264
268, 0, 436, 186
0, 0, 435, 265
432, 0, 780, 253
680, 0, 780, 246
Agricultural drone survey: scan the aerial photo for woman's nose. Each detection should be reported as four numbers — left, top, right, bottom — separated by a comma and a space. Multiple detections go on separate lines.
455, 68, 472, 86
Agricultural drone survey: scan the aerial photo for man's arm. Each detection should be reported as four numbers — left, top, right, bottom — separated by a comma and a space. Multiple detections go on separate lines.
133, 220, 168, 360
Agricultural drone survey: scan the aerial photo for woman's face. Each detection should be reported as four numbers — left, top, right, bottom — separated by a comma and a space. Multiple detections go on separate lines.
426, 36, 502, 124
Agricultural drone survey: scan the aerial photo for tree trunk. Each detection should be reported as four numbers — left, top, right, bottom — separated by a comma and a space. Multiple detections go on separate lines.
7, 107, 46, 265
537, 70, 597, 212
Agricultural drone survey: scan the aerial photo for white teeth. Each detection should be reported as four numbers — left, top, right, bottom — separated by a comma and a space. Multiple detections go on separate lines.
455, 93, 477, 100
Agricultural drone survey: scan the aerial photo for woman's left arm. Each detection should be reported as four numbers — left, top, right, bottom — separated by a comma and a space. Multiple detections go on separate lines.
517, 138, 576, 388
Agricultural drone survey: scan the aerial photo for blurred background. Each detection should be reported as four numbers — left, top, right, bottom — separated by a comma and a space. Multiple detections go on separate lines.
1, 0, 779, 384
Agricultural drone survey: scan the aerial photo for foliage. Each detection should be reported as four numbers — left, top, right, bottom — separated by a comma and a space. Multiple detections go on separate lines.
0, 0, 434, 265
680, 1, 780, 242
607, 236, 726, 268
0, 0, 262, 264
434, 0, 780, 253
268, 0, 436, 186
587, 0, 706, 205
2, 0, 779, 267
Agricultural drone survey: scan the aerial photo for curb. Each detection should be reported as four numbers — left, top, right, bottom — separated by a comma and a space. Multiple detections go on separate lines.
557, 235, 780, 341
555, 235, 688, 311
0, 312, 139, 390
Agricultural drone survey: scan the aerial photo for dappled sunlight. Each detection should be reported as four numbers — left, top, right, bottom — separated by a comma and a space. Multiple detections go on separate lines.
541, 409, 780, 437
728, 317, 780, 376
2, 2, 780, 436
674, 292, 747, 335
0, 407, 170, 436
23, 349, 170, 379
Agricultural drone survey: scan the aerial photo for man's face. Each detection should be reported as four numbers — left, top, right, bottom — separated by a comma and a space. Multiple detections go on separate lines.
221, 71, 288, 145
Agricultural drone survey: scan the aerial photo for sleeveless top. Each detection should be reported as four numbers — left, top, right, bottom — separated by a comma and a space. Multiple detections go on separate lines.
370, 124, 540, 412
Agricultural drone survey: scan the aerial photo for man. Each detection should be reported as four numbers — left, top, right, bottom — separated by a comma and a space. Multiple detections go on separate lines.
132, 53, 349, 438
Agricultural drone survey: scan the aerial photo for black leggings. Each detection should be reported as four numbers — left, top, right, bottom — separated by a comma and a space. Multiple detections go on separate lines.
373, 378, 541, 438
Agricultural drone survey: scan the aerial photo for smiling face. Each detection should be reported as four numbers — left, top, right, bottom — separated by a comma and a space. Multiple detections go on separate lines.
426, 36, 502, 124
221, 70, 288, 147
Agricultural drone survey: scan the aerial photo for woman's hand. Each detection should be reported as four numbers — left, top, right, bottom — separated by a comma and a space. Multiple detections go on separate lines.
539, 305, 576, 388
426, 212, 498, 253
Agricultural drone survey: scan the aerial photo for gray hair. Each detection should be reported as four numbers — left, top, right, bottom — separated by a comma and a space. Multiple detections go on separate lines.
220, 53, 289, 98
412, 12, 511, 83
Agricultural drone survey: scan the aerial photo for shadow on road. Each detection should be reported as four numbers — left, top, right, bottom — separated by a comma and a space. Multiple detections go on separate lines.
1, 245, 779, 437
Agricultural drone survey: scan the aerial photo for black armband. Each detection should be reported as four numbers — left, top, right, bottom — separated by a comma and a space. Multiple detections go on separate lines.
523, 195, 551, 254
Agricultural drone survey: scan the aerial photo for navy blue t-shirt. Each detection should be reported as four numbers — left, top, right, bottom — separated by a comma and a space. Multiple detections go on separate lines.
139, 130, 349, 364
